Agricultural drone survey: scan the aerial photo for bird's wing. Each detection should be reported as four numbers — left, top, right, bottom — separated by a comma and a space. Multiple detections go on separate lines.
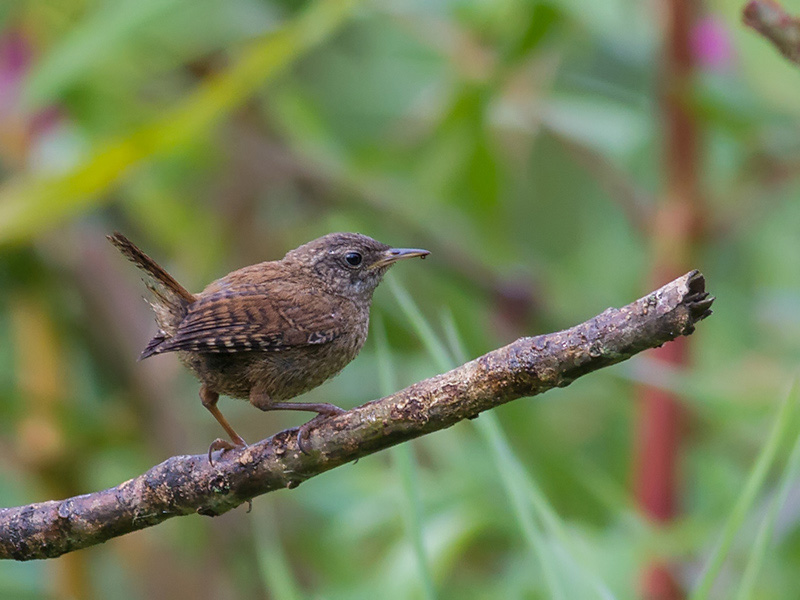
144, 285, 341, 356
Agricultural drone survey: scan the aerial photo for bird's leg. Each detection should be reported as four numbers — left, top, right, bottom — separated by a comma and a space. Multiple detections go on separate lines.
201, 385, 247, 465
250, 391, 345, 454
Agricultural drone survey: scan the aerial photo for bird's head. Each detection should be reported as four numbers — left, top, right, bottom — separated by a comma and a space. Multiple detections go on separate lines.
284, 232, 429, 299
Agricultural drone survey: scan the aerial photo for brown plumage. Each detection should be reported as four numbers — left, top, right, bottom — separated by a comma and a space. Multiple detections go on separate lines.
108, 232, 429, 461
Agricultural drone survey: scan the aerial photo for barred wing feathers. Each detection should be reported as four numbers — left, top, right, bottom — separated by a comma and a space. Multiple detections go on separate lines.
140, 287, 340, 358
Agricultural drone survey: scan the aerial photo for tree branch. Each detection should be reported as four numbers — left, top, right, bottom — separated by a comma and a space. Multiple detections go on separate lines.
743, 0, 800, 65
0, 271, 714, 561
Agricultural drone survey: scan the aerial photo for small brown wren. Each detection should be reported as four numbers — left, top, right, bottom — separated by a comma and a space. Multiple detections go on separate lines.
108, 232, 429, 461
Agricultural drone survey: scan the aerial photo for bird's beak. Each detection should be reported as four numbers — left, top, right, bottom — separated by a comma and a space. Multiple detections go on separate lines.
370, 247, 430, 269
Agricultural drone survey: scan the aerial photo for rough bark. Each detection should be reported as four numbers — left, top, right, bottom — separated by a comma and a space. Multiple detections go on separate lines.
0, 270, 714, 561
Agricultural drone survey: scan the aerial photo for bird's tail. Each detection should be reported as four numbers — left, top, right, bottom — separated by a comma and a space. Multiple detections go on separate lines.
107, 232, 195, 357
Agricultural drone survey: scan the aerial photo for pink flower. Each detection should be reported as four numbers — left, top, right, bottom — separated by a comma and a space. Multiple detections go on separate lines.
691, 17, 735, 71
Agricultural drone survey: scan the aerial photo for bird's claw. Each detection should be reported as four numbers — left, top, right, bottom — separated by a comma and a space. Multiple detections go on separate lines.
207, 437, 247, 466
296, 408, 346, 455
296, 418, 321, 455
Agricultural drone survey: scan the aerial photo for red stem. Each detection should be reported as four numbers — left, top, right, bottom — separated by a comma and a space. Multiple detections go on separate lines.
635, 0, 702, 598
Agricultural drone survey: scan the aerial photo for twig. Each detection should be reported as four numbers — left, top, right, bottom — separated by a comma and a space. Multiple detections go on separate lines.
743, 0, 800, 65
0, 271, 714, 561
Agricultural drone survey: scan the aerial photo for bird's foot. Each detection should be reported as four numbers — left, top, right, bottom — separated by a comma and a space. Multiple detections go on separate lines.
296, 406, 346, 455
207, 437, 247, 466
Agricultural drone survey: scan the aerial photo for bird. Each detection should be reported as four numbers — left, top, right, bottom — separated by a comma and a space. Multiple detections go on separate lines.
107, 231, 429, 462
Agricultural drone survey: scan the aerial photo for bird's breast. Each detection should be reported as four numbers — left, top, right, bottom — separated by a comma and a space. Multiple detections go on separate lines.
179, 299, 371, 401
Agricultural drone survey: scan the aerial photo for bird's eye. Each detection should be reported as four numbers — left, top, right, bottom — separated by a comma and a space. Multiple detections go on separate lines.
344, 251, 363, 267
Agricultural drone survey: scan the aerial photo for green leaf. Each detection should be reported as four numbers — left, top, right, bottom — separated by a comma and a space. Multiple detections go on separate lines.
388, 275, 617, 600
690, 378, 800, 600
23, 0, 184, 107
252, 502, 304, 600
0, 0, 361, 245
500, 2, 562, 67
735, 419, 800, 600
374, 314, 437, 600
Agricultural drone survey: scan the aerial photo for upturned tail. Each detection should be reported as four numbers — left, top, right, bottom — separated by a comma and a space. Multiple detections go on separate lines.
107, 232, 195, 359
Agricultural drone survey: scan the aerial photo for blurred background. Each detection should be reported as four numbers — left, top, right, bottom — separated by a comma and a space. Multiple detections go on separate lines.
2, 0, 800, 598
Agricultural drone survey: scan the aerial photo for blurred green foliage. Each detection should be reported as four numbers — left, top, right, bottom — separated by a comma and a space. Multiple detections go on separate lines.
2, 0, 800, 599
